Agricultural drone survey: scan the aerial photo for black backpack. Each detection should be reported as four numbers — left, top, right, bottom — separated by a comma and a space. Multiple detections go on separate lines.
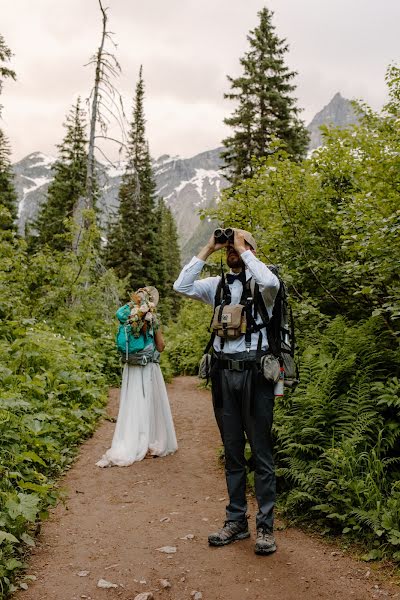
204, 266, 298, 388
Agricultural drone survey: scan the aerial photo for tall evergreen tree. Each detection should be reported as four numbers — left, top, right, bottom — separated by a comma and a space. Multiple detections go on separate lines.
0, 33, 16, 113
33, 98, 87, 251
155, 198, 181, 319
0, 34, 17, 231
222, 7, 309, 184
105, 67, 159, 292
0, 129, 18, 231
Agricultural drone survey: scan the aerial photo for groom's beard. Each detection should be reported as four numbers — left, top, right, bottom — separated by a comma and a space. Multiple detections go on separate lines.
226, 248, 244, 271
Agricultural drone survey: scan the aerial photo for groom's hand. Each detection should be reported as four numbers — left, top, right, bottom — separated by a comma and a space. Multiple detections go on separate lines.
197, 232, 227, 261
232, 229, 247, 255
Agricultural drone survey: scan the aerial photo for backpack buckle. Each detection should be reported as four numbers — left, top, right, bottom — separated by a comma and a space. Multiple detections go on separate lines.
227, 359, 244, 371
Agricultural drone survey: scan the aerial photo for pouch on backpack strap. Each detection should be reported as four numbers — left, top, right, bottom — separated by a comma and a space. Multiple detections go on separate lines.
211, 304, 245, 340
260, 354, 281, 383
198, 353, 212, 379
280, 342, 299, 388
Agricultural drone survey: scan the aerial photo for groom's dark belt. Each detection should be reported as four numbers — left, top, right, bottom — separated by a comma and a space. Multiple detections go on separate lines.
214, 351, 265, 372
216, 359, 256, 372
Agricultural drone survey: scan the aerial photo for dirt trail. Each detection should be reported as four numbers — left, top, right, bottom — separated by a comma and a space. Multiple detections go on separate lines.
15, 376, 399, 600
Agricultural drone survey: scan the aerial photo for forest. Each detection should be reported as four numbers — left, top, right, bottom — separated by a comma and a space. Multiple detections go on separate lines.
0, 3, 399, 596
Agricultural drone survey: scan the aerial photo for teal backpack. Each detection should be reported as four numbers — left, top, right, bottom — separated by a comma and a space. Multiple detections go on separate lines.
116, 304, 155, 360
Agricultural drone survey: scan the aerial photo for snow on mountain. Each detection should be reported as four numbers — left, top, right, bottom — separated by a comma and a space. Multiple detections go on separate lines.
12, 94, 359, 246
13, 152, 56, 228
13, 148, 228, 244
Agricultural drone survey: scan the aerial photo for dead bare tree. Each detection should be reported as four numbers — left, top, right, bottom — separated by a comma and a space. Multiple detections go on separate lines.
73, 0, 127, 251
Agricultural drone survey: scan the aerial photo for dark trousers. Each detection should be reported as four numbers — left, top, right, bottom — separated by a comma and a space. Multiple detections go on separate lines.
211, 356, 275, 530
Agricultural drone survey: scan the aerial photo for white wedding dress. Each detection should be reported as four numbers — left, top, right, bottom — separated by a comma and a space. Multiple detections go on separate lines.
96, 362, 178, 467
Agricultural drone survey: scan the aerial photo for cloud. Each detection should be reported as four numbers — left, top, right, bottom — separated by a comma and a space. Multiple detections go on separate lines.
1, 0, 399, 160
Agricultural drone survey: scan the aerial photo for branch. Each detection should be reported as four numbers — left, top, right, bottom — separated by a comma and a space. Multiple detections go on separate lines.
97, 84, 127, 122
97, 97, 127, 134
98, 0, 108, 18
94, 135, 128, 149
93, 144, 122, 167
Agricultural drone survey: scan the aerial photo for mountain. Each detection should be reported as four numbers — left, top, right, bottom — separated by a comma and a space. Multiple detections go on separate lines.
12, 94, 358, 256
152, 148, 227, 248
307, 92, 359, 150
13, 148, 229, 249
13, 152, 55, 234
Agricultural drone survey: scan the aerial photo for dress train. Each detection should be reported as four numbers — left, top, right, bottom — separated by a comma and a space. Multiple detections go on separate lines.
96, 363, 177, 467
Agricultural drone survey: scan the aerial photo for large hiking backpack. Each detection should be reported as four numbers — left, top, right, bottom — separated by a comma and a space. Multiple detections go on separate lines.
116, 304, 155, 362
260, 266, 298, 388
204, 266, 298, 388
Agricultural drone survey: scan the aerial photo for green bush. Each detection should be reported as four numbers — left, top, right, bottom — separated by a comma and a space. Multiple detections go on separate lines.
194, 65, 400, 561
163, 298, 212, 376
274, 317, 400, 560
0, 224, 122, 596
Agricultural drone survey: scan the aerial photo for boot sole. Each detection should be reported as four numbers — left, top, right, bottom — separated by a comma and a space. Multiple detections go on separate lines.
208, 531, 250, 547
254, 543, 277, 555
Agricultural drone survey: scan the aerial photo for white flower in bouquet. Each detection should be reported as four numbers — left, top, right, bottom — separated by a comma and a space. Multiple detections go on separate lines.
127, 288, 159, 336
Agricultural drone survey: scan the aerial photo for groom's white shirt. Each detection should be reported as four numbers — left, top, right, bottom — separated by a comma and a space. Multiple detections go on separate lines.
173, 250, 280, 353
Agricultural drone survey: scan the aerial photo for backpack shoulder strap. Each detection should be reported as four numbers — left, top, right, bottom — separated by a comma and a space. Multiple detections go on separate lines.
249, 278, 270, 327
214, 276, 224, 308
203, 276, 223, 356
250, 272, 284, 358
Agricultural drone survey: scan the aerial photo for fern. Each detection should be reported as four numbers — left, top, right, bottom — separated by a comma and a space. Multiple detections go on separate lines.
273, 315, 400, 558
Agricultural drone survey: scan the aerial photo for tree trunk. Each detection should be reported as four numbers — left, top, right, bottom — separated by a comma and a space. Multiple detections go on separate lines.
73, 0, 107, 252
86, 0, 107, 210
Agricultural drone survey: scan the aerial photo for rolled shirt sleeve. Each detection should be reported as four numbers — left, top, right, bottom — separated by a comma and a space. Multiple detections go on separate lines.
173, 256, 220, 305
240, 250, 280, 310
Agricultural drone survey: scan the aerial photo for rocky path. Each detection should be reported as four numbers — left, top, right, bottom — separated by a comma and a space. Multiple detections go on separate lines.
14, 377, 399, 600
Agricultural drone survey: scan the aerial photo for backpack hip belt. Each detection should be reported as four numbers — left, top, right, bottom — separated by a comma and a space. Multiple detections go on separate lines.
123, 347, 160, 366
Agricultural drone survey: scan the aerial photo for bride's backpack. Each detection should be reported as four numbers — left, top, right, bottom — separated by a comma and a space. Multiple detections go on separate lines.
116, 304, 155, 363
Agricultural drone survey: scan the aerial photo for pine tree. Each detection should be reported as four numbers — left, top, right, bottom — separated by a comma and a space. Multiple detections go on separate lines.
33, 98, 87, 251
155, 198, 181, 319
222, 7, 309, 184
105, 67, 159, 291
0, 33, 16, 113
0, 34, 17, 231
0, 128, 18, 231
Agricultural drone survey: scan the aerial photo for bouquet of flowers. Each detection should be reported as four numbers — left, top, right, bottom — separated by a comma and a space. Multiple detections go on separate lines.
127, 288, 160, 338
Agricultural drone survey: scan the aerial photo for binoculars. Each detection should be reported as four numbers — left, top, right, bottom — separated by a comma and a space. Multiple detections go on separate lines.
214, 227, 234, 244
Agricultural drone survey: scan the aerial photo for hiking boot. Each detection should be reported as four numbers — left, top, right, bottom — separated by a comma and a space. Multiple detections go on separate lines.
255, 527, 277, 555
208, 520, 250, 546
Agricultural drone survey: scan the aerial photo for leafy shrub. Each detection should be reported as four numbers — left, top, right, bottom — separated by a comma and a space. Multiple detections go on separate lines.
0, 226, 122, 595
163, 298, 212, 376
194, 65, 400, 561
273, 316, 400, 560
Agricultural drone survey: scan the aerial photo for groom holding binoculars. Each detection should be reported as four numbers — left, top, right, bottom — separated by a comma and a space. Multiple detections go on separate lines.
173, 227, 280, 555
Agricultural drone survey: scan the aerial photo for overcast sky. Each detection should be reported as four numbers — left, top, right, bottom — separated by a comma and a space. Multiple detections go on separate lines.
1, 0, 399, 162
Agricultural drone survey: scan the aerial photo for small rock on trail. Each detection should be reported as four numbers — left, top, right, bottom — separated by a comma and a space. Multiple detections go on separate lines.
134, 593, 154, 600
96, 578, 118, 589
157, 545, 177, 553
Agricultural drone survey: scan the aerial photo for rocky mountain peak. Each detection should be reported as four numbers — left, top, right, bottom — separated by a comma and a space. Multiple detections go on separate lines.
307, 93, 359, 150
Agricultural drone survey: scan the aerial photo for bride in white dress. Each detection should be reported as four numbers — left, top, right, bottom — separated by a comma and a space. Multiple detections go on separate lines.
96, 287, 178, 467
